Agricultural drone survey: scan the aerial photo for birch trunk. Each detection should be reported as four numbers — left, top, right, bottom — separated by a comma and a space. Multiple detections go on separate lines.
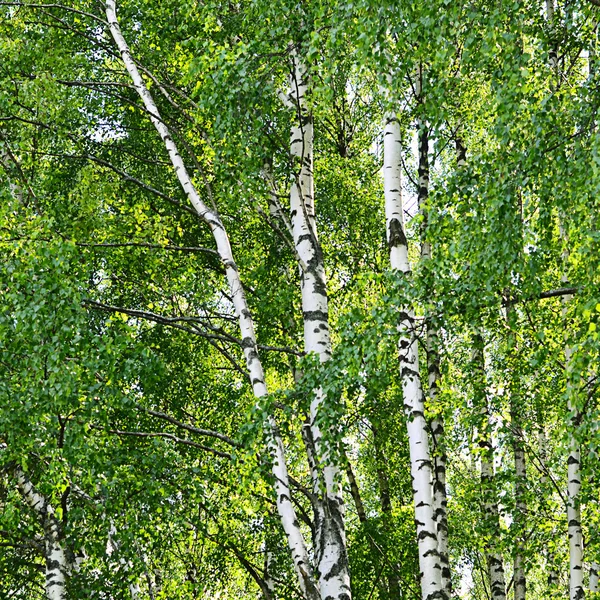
383, 112, 444, 600
591, 564, 599, 593
472, 333, 507, 600
507, 314, 526, 600
512, 402, 527, 600
417, 118, 452, 597
559, 213, 584, 600
537, 418, 560, 596
287, 48, 351, 600
106, 522, 141, 599
14, 468, 69, 600
105, 7, 319, 599
564, 294, 584, 600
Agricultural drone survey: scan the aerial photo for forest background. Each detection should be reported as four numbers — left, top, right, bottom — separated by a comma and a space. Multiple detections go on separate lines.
1, 1, 600, 599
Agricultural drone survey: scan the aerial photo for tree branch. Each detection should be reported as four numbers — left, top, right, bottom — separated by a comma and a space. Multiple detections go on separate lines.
93, 427, 233, 459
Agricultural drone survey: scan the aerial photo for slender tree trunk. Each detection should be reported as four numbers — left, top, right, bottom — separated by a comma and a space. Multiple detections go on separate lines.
287, 48, 351, 600
105, 7, 319, 599
537, 417, 560, 596
417, 114, 452, 597
107, 521, 141, 599
563, 294, 584, 600
14, 468, 70, 600
591, 564, 599, 593
383, 112, 444, 600
559, 213, 584, 600
512, 402, 527, 600
507, 312, 527, 600
472, 333, 507, 600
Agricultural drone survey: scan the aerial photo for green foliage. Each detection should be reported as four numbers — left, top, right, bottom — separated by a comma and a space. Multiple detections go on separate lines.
1, 0, 600, 598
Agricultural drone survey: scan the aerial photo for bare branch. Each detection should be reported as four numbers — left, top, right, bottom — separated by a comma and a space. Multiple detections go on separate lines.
143, 408, 242, 448
93, 427, 233, 458
77, 241, 219, 256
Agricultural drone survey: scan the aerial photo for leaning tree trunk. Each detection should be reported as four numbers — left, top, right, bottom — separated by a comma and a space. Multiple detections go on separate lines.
286, 48, 351, 600
472, 333, 507, 600
383, 111, 444, 600
14, 468, 70, 600
105, 6, 319, 599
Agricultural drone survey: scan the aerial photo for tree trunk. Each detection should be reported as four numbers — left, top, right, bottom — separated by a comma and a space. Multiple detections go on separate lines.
559, 218, 584, 600
287, 48, 351, 600
512, 408, 527, 600
417, 116, 452, 597
14, 468, 69, 600
590, 564, 599, 593
472, 333, 507, 600
564, 317, 584, 600
105, 6, 319, 599
507, 313, 527, 600
537, 417, 560, 596
383, 112, 444, 600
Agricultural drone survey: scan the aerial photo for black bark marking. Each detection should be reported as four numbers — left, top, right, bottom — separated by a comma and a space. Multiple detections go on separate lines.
388, 218, 407, 249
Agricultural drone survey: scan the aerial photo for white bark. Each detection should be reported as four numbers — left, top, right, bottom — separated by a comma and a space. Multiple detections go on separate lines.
106, 522, 141, 599
512, 415, 527, 600
559, 218, 584, 600
590, 563, 599, 593
14, 468, 69, 600
472, 334, 507, 600
383, 113, 444, 600
104, 6, 318, 599
507, 315, 526, 600
418, 119, 451, 597
287, 48, 350, 600
565, 331, 584, 600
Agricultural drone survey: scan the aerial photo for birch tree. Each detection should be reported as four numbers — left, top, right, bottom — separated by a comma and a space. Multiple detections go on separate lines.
1, 1, 600, 599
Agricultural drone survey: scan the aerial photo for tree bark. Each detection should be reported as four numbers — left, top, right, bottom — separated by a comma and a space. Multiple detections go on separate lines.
472, 333, 507, 600
417, 116, 451, 597
14, 468, 70, 600
564, 299, 584, 600
287, 47, 351, 600
559, 215, 584, 600
590, 564, 599, 593
383, 111, 444, 600
507, 313, 527, 600
105, 6, 319, 599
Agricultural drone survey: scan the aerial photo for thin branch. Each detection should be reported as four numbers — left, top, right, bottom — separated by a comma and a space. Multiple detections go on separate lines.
77, 241, 219, 256
94, 427, 232, 458
0, 2, 107, 25
84, 299, 303, 356
143, 408, 242, 448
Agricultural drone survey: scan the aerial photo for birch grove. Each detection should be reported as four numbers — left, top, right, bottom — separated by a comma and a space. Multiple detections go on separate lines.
1, 0, 600, 599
